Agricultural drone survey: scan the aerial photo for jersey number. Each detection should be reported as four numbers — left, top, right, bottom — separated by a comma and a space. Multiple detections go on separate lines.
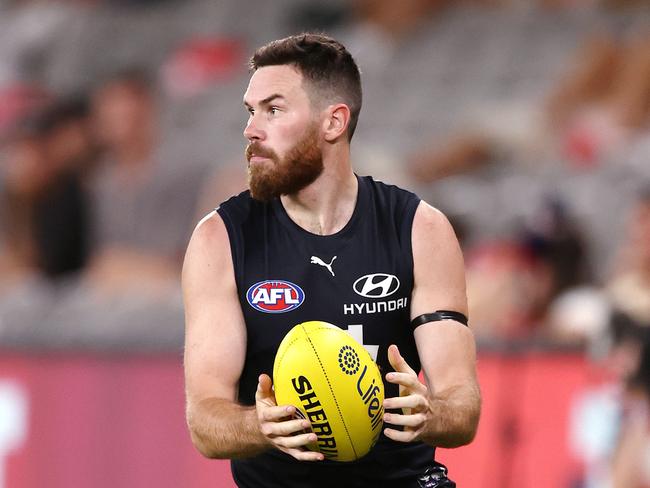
345, 324, 379, 362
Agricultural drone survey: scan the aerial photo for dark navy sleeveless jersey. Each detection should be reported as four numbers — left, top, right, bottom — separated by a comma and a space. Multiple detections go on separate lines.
217, 175, 437, 488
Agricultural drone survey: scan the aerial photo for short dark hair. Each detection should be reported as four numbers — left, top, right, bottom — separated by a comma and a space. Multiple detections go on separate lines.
249, 33, 362, 141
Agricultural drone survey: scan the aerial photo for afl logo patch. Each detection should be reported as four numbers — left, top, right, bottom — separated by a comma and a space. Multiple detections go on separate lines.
246, 280, 305, 313
353, 273, 400, 299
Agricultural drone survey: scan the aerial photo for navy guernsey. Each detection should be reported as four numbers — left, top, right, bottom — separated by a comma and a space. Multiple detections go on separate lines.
217, 175, 437, 487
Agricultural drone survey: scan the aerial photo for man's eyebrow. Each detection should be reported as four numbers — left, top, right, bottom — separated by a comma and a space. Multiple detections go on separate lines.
243, 94, 286, 108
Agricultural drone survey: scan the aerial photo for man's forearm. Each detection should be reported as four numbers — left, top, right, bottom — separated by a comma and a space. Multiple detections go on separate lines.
424, 384, 481, 448
187, 397, 270, 459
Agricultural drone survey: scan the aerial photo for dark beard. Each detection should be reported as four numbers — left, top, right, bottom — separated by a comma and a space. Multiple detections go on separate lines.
246, 124, 323, 202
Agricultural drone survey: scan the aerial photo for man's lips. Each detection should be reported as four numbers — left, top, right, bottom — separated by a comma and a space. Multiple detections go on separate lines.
246, 144, 274, 163
249, 155, 271, 163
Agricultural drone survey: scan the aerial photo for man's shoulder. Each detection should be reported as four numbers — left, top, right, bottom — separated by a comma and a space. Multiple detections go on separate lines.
359, 175, 420, 218
217, 188, 252, 210
360, 174, 413, 194
215, 190, 277, 248
216, 189, 265, 223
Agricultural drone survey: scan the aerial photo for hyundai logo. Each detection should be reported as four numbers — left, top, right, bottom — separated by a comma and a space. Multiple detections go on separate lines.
353, 273, 400, 299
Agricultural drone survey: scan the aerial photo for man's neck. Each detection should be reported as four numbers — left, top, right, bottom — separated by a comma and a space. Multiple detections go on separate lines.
280, 162, 358, 236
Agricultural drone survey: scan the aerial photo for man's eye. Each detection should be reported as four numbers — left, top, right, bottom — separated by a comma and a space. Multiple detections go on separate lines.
270, 107, 280, 115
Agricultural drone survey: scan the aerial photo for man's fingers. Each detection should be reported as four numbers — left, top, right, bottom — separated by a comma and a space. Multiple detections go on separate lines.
280, 446, 325, 462
385, 371, 425, 390
274, 432, 318, 449
384, 427, 419, 443
383, 411, 427, 428
254, 373, 325, 461
255, 374, 275, 405
256, 374, 273, 397
383, 394, 427, 411
259, 404, 295, 422
387, 344, 417, 375
261, 418, 310, 437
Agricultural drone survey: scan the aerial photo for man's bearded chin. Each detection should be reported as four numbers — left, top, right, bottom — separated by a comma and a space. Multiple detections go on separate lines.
247, 126, 323, 202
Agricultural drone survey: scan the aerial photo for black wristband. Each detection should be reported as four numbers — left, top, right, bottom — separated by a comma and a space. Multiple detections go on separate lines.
410, 310, 469, 331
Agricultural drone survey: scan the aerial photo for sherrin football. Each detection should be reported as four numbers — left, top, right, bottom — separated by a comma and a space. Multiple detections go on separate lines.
272, 321, 384, 462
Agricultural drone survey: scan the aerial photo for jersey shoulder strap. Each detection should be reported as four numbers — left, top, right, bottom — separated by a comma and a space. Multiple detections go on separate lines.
216, 190, 269, 287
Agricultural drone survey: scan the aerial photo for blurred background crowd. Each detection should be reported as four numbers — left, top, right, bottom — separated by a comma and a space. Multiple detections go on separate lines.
0, 0, 649, 486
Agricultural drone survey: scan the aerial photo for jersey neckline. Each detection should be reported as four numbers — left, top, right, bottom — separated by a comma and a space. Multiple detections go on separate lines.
271, 174, 368, 240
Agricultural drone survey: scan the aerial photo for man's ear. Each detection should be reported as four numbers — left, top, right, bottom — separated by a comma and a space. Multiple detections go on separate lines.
322, 103, 350, 142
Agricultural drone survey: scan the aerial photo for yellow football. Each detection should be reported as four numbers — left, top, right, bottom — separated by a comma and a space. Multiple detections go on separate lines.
272, 321, 384, 462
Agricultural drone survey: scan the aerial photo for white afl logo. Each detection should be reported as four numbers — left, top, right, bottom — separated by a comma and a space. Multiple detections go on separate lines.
353, 273, 400, 299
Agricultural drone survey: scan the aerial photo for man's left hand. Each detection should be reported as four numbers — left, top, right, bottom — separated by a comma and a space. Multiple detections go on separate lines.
383, 344, 432, 443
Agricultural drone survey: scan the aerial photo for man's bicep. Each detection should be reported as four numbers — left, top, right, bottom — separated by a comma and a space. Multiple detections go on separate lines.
182, 212, 247, 405
410, 202, 476, 391
410, 201, 467, 320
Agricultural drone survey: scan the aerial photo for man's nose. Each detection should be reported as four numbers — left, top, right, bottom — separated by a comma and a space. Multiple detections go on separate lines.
244, 116, 265, 141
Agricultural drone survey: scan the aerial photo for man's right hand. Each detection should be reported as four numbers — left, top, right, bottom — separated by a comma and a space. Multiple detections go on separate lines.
255, 374, 324, 461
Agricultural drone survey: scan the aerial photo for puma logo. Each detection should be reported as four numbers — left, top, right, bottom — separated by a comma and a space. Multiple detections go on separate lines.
310, 255, 337, 277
